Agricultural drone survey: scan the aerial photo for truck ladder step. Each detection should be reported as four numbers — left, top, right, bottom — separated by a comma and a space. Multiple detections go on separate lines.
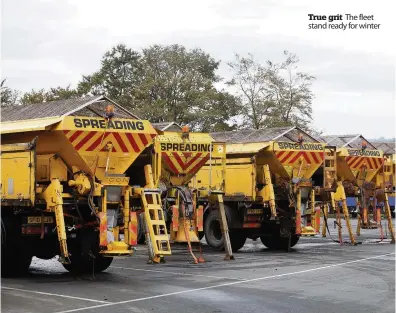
141, 190, 172, 261
323, 147, 337, 190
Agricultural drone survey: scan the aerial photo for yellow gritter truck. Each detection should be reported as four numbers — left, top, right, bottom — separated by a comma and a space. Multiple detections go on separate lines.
195, 127, 335, 251
133, 124, 233, 262
0, 96, 171, 275
373, 152, 396, 242
372, 142, 395, 220
322, 134, 394, 243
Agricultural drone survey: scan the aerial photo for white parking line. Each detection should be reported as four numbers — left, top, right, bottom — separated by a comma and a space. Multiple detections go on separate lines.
1, 287, 111, 304
55, 252, 395, 313
110, 266, 244, 281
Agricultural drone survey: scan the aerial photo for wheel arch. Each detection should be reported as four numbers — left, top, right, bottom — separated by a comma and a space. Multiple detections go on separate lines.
203, 201, 240, 228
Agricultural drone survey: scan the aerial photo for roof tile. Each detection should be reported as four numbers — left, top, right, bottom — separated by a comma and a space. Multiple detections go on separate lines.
1, 96, 139, 122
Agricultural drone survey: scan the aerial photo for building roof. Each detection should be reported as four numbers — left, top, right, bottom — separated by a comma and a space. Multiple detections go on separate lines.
152, 122, 182, 132
0, 95, 140, 122
210, 126, 320, 144
371, 141, 396, 155
321, 134, 377, 149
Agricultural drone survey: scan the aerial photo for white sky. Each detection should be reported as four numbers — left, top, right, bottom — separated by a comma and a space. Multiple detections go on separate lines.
1, 0, 395, 138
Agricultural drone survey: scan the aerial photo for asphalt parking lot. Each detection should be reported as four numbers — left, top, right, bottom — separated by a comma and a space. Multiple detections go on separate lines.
2, 218, 395, 313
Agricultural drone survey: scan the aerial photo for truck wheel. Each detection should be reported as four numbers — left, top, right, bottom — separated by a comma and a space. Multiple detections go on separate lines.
61, 253, 84, 273
93, 256, 113, 272
260, 234, 299, 251
1, 216, 32, 277
204, 210, 224, 250
229, 231, 246, 252
1, 249, 32, 277
260, 236, 279, 250
62, 255, 113, 274
290, 235, 300, 247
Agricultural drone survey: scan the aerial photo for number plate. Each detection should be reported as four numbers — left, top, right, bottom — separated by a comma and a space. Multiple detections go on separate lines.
247, 209, 263, 215
27, 216, 54, 224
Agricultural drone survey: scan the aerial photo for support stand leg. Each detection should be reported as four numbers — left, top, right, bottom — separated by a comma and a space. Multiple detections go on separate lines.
322, 204, 328, 238
336, 203, 343, 245
341, 199, 357, 245
384, 194, 395, 243
356, 215, 361, 236
217, 194, 234, 260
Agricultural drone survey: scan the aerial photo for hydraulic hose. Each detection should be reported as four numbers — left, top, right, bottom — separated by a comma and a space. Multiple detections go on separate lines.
164, 186, 194, 220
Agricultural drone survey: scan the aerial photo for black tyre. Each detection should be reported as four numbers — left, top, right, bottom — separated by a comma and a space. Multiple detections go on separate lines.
62, 254, 113, 274
290, 235, 299, 247
1, 216, 32, 277
61, 254, 83, 273
229, 231, 247, 252
260, 235, 279, 250
93, 256, 113, 272
1, 250, 32, 277
204, 210, 246, 251
204, 210, 224, 250
260, 234, 299, 251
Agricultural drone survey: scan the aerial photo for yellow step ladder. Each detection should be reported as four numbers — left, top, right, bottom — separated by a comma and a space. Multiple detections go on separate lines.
139, 188, 171, 263
311, 146, 338, 237
321, 146, 358, 244
323, 146, 337, 191
135, 165, 171, 263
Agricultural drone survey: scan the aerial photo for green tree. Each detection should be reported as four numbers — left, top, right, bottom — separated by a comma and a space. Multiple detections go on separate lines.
227, 53, 274, 129
188, 89, 241, 132
80, 44, 239, 130
135, 44, 239, 131
227, 51, 315, 130
20, 88, 46, 104
78, 44, 142, 108
265, 51, 315, 130
20, 85, 79, 104
0, 79, 20, 106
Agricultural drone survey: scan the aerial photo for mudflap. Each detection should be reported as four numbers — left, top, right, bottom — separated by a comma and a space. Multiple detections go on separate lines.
68, 227, 100, 259
284, 232, 292, 252
280, 219, 295, 252
279, 219, 294, 238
